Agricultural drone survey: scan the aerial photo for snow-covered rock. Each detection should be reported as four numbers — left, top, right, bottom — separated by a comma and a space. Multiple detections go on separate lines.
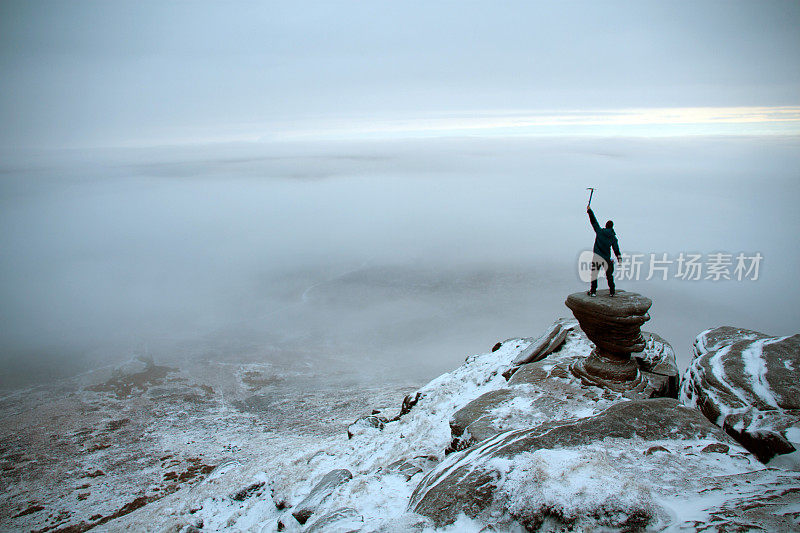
291, 469, 353, 524
383, 455, 438, 481
410, 398, 746, 529
347, 415, 388, 440
448, 326, 620, 451
566, 290, 658, 397
510, 318, 575, 366
565, 290, 651, 355
636, 331, 680, 397
448, 318, 681, 452
303, 506, 363, 532
681, 326, 800, 466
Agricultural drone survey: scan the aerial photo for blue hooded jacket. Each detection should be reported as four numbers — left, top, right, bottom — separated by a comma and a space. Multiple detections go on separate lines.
588, 208, 621, 261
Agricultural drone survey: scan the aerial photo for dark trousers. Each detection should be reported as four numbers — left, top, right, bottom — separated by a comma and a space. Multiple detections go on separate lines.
590, 258, 615, 294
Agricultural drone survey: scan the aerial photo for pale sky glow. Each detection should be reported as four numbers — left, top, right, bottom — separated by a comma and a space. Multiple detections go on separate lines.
272, 106, 800, 141
2, 1, 799, 149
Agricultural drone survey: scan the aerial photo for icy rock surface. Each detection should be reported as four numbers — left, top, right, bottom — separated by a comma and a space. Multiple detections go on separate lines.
566, 290, 657, 395
303, 506, 363, 532
449, 325, 619, 451
292, 469, 353, 524
411, 398, 748, 529
636, 331, 680, 397
510, 317, 574, 366
681, 326, 800, 465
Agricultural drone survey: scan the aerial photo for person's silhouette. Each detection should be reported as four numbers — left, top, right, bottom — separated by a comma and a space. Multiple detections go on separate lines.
587, 205, 621, 297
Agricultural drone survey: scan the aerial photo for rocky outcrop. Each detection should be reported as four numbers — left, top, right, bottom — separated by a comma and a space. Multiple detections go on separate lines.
346, 392, 424, 440
448, 350, 610, 451
447, 317, 680, 452
411, 399, 743, 529
566, 290, 653, 395
565, 290, 651, 353
395, 392, 423, 418
681, 326, 800, 465
510, 318, 575, 366
291, 469, 353, 525
77, 301, 800, 533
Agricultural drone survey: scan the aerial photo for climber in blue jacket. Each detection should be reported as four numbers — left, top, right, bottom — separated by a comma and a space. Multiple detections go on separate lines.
587, 205, 621, 297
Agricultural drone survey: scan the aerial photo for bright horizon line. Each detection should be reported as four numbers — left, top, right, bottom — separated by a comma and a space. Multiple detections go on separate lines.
271, 105, 800, 142
7, 105, 800, 151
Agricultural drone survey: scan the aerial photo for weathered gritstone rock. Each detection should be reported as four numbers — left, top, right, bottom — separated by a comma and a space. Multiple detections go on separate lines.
411, 399, 747, 529
636, 331, 680, 398
681, 326, 800, 465
447, 319, 681, 452
383, 455, 438, 481
303, 507, 363, 533
565, 290, 653, 395
347, 415, 389, 440
291, 469, 353, 525
448, 336, 610, 451
509, 318, 577, 366
448, 388, 518, 450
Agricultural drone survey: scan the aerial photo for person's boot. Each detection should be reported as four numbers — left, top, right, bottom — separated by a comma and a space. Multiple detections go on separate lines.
587, 291, 596, 297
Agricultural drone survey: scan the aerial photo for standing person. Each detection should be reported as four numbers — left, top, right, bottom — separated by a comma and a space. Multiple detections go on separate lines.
587, 205, 621, 297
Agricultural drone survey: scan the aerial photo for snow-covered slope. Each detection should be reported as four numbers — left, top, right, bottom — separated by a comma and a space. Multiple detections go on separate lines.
4, 321, 799, 532
108, 322, 800, 532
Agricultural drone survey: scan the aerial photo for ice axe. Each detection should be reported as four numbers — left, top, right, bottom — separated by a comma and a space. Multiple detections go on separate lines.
586, 187, 595, 207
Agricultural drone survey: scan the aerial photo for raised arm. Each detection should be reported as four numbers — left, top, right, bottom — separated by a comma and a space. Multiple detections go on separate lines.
587, 206, 600, 233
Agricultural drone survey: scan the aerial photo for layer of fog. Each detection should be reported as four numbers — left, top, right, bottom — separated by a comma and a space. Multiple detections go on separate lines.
1, 135, 798, 390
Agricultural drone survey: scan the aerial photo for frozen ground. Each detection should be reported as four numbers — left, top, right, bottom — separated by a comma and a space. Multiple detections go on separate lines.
0, 354, 417, 532
3, 324, 793, 531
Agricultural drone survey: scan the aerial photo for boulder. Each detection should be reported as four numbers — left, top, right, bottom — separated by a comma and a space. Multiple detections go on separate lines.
448, 325, 609, 449
410, 399, 738, 529
565, 290, 651, 353
635, 331, 680, 398
449, 357, 609, 451
510, 318, 576, 366
292, 469, 353, 525
637, 331, 679, 377
566, 290, 652, 394
347, 415, 388, 440
680, 326, 800, 465
447, 389, 517, 451
303, 507, 362, 533
383, 455, 438, 481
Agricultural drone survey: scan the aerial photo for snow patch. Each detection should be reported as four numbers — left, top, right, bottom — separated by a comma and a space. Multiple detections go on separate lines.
498, 448, 657, 529
741, 338, 781, 408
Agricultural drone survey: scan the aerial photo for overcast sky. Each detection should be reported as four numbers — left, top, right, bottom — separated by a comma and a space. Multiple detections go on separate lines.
1, 2, 799, 387
2, 0, 800, 149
